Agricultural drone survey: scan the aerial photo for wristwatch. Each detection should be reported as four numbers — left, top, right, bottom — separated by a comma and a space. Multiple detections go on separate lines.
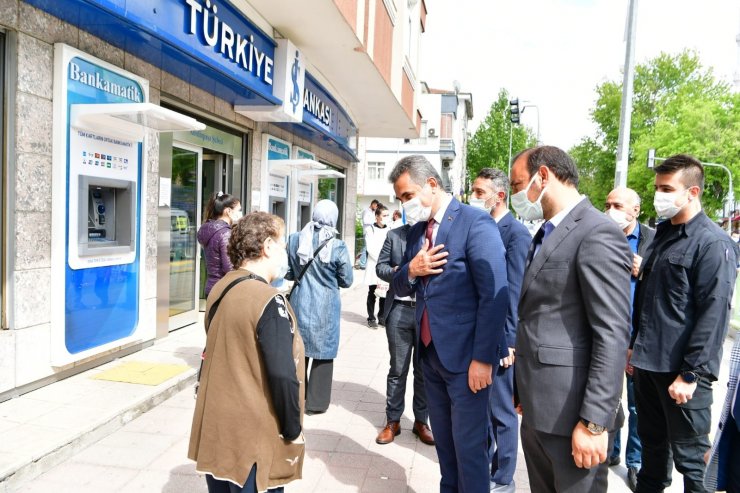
580, 418, 605, 435
680, 370, 699, 384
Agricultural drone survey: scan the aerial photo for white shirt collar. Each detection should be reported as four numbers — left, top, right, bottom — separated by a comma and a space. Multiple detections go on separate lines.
548, 195, 586, 228
432, 193, 453, 224
494, 210, 510, 223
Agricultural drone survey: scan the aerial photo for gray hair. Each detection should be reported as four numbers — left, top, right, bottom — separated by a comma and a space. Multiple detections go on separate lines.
608, 186, 642, 206
388, 155, 443, 187
476, 168, 510, 197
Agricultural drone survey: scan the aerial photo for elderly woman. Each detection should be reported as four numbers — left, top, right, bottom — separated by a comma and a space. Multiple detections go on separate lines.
286, 200, 353, 414
189, 212, 305, 493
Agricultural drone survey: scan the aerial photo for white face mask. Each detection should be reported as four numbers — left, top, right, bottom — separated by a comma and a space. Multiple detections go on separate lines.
402, 194, 432, 225
511, 175, 546, 221
654, 191, 688, 219
229, 208, 243, 224
469, 197, 493, 214
271, 242, 289, 281
606, 208, 634, 230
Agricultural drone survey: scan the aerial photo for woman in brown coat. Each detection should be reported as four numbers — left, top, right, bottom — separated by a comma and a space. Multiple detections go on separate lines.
189, 212, 305, 493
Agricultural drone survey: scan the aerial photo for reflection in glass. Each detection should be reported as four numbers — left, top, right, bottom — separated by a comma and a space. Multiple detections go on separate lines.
169, 147, 198, 317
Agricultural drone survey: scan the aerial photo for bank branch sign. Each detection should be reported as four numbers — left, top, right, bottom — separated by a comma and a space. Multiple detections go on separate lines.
184, 0, 275, 87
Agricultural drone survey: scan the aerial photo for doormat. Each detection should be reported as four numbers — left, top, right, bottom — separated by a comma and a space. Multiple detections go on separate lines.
91, 361, 190, 386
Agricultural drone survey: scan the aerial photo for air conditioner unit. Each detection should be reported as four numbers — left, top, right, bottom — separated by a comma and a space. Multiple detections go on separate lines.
428, 128, 436, 137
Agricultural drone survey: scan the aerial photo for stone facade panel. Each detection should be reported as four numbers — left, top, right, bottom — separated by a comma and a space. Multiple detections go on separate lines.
161, 71, 188, 102
15, 212, 52, 270
16, 92, 53, 155
17, 33, 53, 97
189, 84, 215, 113
19, 3, 78, 46
0, 0, 18, 30
14, 268, 51, 330
124, 54, 161, 90
15, 153, 52, 212
78, 31, 124, 67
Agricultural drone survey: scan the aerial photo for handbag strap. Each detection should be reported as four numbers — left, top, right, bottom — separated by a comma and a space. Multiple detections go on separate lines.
196, 273, 256, 395
205, 273, 256, 333
292, 237, 333, 289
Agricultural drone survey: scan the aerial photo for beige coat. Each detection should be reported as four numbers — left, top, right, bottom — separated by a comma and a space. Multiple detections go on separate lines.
188, 270, 305, 491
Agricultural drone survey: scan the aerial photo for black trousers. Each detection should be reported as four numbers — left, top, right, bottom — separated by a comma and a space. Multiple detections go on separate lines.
366, 285, 386, 322
633, 368, 712, 493
305, 357, 333, 413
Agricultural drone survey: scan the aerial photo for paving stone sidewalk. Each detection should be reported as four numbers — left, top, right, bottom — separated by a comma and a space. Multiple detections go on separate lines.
9, 270, 734, 492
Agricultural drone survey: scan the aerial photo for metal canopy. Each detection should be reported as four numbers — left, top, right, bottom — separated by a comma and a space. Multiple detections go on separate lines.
71, 103, 206, 140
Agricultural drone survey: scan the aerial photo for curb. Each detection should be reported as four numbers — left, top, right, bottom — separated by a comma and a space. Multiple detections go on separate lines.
0, 370, 197, 492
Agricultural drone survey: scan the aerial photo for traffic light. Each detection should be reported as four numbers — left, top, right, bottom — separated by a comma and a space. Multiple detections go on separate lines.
509, 98, 520, 124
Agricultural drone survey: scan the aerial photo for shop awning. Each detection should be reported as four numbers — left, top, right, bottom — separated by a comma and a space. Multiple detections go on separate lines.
268, 159, 344, 178
70, 103, 206, 140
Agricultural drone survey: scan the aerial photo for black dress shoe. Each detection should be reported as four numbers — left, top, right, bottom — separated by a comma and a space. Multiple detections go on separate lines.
609, 455, 621, 466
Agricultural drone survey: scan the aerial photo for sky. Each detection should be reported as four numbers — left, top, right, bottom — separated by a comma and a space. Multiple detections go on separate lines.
419, 0, 740, 150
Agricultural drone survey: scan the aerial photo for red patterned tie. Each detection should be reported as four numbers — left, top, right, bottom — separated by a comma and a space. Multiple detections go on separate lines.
420, 218, 435, 347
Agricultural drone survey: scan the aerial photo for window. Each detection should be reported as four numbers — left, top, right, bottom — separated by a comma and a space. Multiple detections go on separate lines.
440, 113, 453, 139
367, 161, 385, 181
417, 120, 428, 144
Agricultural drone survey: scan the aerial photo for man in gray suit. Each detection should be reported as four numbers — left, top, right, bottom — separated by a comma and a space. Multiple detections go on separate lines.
510, 146, 632, 492
374, 222, 434, 446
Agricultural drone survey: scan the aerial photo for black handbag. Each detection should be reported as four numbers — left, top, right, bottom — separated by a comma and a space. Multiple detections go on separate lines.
286, 237, 332, 301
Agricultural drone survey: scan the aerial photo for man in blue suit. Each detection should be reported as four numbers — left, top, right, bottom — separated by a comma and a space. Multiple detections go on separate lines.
470, 168, 531, 493
390, 155, 509, 493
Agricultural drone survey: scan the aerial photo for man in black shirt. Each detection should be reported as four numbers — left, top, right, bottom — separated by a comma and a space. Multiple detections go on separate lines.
630, 154, 739, 493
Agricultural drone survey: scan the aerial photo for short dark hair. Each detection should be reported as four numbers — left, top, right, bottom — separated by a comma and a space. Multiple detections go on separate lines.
513, 146, 579, 187
388, 155, 443, 187
374, 204, 387, 217
654, 154, 704, 192
476, 168, 510, 196
228, 212, 284, 267
370, 199, 380, 206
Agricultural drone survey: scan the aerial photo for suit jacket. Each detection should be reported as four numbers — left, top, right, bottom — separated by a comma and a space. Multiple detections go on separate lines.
376, 225, 410, 322
495, 212, 532, 359
392, 198, 509, 373
704, 333, 740, 491
515, 198, 632, 436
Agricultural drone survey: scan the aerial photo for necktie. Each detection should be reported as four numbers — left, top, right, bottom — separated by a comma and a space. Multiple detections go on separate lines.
526, 221, 553, 266
420, 218, 435, 346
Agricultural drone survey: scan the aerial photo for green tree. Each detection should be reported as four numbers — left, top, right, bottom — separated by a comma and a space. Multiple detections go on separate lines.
467, 89, 537, 185
570, 51, 740, 220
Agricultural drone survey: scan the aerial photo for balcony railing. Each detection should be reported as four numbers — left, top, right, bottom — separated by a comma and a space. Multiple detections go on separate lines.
440, 138, 456, 157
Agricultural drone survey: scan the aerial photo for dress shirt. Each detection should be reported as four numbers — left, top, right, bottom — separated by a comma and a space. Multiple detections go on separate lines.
430, 193, 453, 245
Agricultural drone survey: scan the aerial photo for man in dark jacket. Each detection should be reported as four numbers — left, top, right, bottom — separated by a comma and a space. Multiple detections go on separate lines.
630, 155, 739, 493
375, 222, 434, 446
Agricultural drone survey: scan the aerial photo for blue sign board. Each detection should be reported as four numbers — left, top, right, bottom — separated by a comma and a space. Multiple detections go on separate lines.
267, 138, 290, 161
27, 0, 280, 107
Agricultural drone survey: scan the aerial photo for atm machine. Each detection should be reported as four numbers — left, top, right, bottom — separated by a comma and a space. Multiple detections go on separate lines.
51, 44, 204, 365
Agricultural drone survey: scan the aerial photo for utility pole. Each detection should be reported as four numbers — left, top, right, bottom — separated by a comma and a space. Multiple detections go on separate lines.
614, 0, 638, 188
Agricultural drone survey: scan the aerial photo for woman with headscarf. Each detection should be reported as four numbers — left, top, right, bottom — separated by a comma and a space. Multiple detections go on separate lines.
285, 199, 353, 414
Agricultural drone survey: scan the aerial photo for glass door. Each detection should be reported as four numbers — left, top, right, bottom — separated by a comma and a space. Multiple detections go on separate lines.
168, 143, 202, 330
